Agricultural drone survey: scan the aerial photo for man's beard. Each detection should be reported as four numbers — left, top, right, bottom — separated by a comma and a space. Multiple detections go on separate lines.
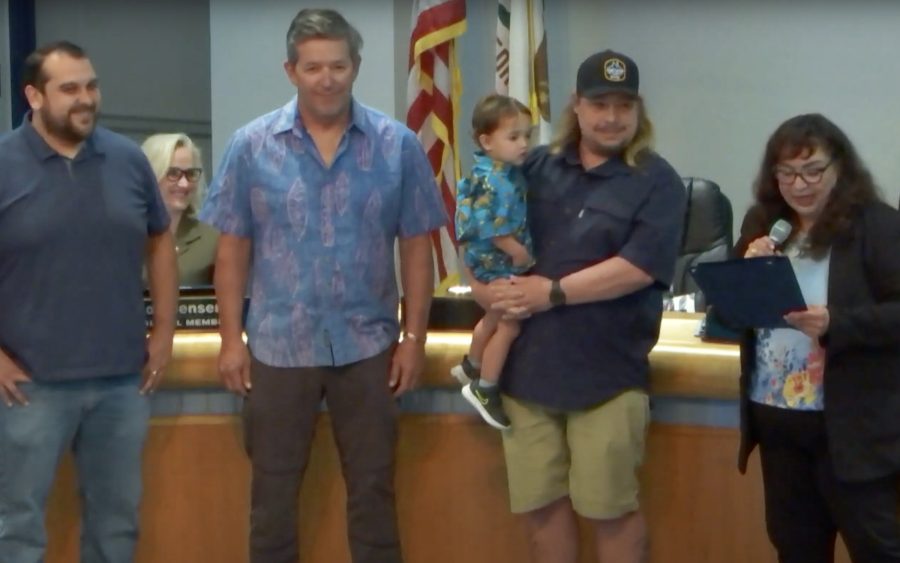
583, 136, 629, 158
41, 104, 97, 143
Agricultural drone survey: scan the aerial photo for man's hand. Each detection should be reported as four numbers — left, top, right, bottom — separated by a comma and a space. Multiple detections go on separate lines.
0, 356, 30, 406
389, 339, 425, 397
143, 229, 178, 395
219, 337, 252, 396
492, 275, 553, 315
141, 331, 173, 394
466, 274, 529, 320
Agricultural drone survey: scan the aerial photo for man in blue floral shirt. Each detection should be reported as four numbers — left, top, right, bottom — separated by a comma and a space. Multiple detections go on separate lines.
200, 9, 447, 563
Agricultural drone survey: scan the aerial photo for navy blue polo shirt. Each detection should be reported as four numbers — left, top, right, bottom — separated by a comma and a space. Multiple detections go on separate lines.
500, 145, 686, 410
0, 118, 169, 382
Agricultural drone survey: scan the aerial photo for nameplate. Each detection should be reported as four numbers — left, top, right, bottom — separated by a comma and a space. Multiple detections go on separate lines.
144, 294, 476, 331
145, 295, 222, 330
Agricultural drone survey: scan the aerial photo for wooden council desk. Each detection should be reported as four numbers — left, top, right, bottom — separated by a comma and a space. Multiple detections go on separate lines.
43, 308, 852, 563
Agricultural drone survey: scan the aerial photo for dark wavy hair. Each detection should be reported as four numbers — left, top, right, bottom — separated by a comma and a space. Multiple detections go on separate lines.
744, 113, 881, 257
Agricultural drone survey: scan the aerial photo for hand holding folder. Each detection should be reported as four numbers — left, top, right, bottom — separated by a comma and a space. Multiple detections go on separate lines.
689, 256, 807, 329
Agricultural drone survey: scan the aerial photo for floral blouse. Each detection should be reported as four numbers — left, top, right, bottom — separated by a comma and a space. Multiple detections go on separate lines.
750, 237, 830, 410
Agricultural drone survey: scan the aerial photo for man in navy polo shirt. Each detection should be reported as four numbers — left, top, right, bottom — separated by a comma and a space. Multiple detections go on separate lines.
0, 41, 178, 563
473, 50, 686, 562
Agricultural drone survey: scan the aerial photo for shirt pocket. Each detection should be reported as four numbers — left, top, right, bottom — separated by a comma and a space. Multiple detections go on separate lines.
570, 195, 634, 256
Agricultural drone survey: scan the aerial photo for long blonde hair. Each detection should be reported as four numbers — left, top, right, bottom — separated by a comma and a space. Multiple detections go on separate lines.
549, 96, 655, 167
141, 133, 206, 211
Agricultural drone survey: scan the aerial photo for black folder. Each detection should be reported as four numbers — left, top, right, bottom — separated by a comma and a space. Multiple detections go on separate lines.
689, 256, 807, 329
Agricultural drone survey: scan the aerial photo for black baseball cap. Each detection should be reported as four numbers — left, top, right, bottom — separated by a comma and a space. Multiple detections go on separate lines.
576, 50, 640, 98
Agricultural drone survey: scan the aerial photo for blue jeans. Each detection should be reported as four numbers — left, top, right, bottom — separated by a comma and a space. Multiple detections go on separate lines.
0, 374, 149, 563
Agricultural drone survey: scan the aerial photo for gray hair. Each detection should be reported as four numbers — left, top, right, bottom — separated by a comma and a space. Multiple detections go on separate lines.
285, 9, 363, 66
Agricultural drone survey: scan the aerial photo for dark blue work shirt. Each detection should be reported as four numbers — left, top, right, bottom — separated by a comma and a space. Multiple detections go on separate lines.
501, 145, 686, 410
0, 118, 169, 382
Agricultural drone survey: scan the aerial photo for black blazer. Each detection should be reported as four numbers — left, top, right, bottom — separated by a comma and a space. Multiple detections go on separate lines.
735, 201, 900, 482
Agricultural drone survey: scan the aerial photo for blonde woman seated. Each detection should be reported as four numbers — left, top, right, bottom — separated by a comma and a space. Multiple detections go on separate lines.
141, 133, 218, 286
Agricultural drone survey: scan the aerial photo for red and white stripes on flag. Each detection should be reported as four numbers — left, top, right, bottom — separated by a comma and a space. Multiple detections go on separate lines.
495, 0, 552, 143
406, 0, 466, 283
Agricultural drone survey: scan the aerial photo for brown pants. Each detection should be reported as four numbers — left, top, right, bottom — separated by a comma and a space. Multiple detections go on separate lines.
244, 348, 401, 563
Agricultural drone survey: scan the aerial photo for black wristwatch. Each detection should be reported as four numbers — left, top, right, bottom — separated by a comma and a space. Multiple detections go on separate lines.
549, 279, 566, 307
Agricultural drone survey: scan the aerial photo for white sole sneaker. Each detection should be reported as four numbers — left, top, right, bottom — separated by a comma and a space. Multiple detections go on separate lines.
461, 385, 510, 430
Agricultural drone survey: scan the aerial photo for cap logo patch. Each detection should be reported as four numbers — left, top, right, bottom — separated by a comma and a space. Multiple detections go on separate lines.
603, 58, 626, 82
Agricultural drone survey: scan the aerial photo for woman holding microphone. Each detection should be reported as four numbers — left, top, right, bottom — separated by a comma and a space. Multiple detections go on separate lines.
736, 113, 900, 562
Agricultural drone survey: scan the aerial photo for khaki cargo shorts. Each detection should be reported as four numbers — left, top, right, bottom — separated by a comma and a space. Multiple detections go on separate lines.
501, 389, 650, 519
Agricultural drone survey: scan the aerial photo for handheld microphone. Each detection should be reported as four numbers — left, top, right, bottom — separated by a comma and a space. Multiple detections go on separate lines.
768, 219, 792, 247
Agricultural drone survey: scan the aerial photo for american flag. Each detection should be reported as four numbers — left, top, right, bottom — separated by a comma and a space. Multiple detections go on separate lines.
406, 0, 466, 282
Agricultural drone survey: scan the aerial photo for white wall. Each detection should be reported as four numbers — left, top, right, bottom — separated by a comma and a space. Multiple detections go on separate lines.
208, 0, 900, 218
0, 0, 10, 132
561, 0, 900, 218
437, 0, 900, 225
14, 0, 900, 214
210, 0, 397, 169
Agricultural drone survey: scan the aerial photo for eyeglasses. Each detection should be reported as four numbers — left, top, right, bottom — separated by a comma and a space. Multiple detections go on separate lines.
773, 160, 833, 185
164, 167, 203, 183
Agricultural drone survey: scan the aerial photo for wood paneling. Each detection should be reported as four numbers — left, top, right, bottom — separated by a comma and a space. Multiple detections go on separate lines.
45, 416, 850, 563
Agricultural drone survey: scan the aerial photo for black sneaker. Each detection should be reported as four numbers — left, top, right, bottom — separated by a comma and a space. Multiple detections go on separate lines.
450, 355, 480, 385
462, 382, 510, 430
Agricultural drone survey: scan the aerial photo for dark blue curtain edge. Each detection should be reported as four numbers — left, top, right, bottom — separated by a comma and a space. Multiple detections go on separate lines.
8, 0, 36, 126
